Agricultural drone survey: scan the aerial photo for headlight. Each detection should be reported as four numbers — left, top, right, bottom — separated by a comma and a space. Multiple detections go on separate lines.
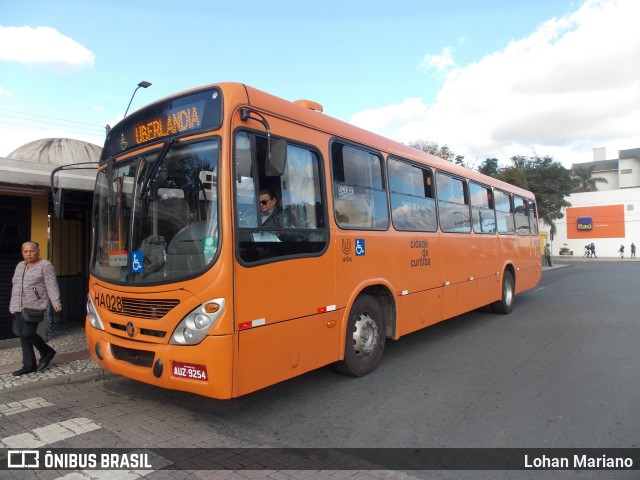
86, 295, 105, 331
170, 298, 225, 345
183, 328, 194, 343
193, 314, 211, 329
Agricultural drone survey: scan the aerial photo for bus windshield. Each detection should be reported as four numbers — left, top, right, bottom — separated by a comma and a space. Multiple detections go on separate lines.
91, 139, 220, 284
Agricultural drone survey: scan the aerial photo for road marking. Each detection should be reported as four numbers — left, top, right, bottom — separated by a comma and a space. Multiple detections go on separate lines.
1, 417, 101, 448
0, 397, 54, 417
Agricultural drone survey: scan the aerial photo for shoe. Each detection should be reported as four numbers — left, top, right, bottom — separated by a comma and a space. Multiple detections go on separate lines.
12, 366, 36, 376
37, 349, 56, 372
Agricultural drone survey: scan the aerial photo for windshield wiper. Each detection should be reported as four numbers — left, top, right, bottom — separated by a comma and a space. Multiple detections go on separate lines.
138, 139, 177, 199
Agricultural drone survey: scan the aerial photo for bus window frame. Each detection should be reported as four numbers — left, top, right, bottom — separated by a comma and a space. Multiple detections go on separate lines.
387, 155, 437, 233
493, 188, 516, 235
469, 180, 497, 235
329, 138, 390, 231
435, 171, 472, 234
233, 127, 330, 267
513, 194, 531, 236
527, 199, 539, 235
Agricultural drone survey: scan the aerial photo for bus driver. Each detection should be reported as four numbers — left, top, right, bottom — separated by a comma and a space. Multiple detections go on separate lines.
260, 188, 292, 227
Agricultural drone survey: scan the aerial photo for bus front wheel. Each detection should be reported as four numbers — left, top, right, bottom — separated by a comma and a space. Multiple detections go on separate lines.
334, 294, 385, 377
491, 270, 515, 314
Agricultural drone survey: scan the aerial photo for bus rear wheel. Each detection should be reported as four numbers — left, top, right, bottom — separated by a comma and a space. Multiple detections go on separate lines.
334, 294, 385, 377
491, 270, 515, 314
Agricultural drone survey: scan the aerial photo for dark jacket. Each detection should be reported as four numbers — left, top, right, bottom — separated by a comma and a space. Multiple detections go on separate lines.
262, 205, 293, 228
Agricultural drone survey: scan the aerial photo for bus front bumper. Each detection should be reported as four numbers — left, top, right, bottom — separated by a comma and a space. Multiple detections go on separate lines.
86, 320, 234, 399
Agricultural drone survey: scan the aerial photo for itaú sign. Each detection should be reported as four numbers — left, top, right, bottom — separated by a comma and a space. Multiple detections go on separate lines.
577, 217, 593, 231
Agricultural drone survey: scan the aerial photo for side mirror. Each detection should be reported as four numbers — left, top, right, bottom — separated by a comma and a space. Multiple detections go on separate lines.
266, 137, 287, 177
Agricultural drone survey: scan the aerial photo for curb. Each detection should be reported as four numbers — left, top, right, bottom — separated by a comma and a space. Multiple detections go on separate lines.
1, 368, 113, 393
0, 350, 91, 376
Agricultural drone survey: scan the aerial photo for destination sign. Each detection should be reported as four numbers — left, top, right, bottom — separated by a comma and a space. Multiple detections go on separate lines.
101, 87, 222, 163
134, 101, 204, 144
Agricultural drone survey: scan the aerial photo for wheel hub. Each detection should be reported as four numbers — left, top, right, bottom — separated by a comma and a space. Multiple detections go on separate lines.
352, 313, 378, 358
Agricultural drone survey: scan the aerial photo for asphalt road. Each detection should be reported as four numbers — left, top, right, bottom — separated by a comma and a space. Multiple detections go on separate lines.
101, 260, 640, 478
3, 261, 638, 479
209, 261, 639, 446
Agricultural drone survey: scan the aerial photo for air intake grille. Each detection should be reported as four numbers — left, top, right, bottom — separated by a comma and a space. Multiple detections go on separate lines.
117, 298, 179, 320
111, 344, 154, 367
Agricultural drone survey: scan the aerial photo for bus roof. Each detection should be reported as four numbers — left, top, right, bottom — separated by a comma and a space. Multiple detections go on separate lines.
127, 82, 536, 201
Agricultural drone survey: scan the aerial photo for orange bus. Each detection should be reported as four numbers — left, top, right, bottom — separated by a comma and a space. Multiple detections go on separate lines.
85, 82, 541, 399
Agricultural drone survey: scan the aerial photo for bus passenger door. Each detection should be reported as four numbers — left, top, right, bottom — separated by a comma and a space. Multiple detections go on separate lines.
232, 130, 338, 396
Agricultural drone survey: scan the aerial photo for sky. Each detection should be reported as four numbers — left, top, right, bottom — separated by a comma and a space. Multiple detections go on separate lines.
1, 0, 639, 168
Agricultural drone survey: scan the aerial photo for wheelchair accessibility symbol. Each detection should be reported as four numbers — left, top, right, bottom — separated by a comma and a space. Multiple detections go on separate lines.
355, 238, 365, 256
131, 251, 144, 273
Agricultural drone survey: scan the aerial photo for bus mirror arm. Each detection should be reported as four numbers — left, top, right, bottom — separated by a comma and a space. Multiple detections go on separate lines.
240, 107, 287, 176
50, 161, 99, 219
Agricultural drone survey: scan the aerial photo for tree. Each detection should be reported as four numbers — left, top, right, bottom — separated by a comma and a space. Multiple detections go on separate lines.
454, 155, 465, 166
496, 155, 573, 233
571, 165, 608, 192
477, 158, 499, 178
408, 140, 459, 163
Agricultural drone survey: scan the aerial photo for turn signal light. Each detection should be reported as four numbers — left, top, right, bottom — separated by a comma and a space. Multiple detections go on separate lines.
204, 303, 220, 314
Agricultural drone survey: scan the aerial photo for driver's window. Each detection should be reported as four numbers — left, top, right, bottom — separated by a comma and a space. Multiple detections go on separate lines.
234, 131, 327, 264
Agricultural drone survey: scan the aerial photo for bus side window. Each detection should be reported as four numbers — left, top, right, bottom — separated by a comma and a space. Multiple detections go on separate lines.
331, 142, 389, 230
494, 190, 515, 234
470, 181, 496, 234
388, 157, 437, 231
437, 172, 471, 233
513, 195, 530, 235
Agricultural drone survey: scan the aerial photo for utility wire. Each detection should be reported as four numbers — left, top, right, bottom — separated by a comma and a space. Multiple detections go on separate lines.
0, 107, 107, 134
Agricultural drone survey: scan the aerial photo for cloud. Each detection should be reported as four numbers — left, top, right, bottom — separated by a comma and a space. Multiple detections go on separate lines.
350, 0, 640, 167
0, 86, 13, 97
350, 98, 429, 132
0, 26, 95, 73
418, 47, 456, 73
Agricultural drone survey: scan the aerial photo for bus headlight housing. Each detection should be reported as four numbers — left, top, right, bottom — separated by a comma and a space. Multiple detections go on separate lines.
86, 295, 105, 331
170, 298, 225, 345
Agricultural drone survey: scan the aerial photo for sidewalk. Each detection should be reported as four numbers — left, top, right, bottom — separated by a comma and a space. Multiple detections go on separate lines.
553, 255, 640, 262
0, 321, 107, 392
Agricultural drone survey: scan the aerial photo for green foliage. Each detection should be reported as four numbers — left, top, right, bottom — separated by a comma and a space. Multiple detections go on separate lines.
477, 158, 500, 177
496, 154, 573, 229
571, 165, 608, 192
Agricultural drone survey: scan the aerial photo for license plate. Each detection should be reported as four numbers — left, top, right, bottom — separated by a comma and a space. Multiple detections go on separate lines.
172, 361, 208, 381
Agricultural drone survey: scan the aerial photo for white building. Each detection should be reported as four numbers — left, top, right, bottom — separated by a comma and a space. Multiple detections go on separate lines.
552, 147, 640, 258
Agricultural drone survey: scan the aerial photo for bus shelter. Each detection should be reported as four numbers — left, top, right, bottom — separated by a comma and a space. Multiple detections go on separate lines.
0, 138, 98, 347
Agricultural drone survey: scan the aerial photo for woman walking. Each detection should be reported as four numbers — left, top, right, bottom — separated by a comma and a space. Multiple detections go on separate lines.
9, 241, 62, 376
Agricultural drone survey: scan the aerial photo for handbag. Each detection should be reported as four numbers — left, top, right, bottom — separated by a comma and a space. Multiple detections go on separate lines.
19, 264, 47, 324
21, 307, 46, 324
